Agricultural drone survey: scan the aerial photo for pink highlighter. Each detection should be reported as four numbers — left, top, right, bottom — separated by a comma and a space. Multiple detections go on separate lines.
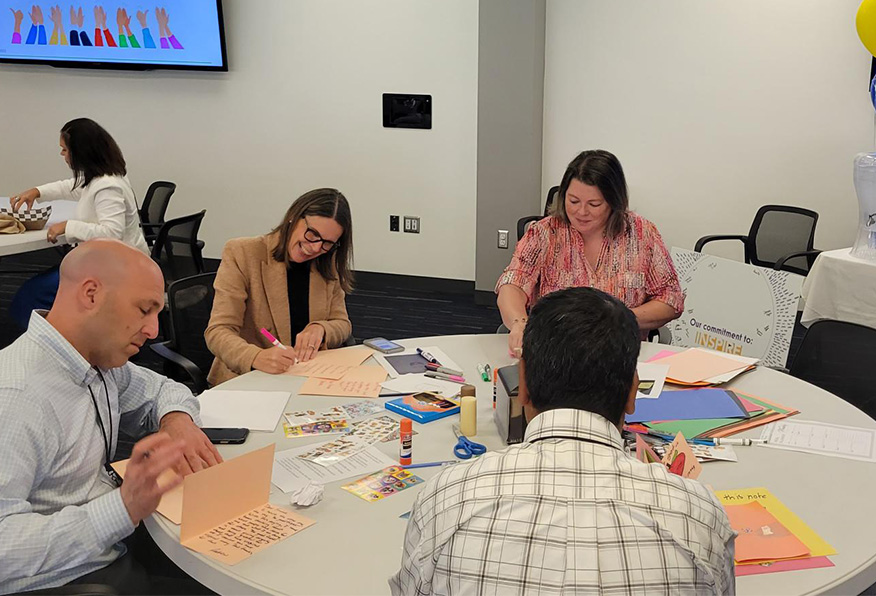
260, 328, 298, 364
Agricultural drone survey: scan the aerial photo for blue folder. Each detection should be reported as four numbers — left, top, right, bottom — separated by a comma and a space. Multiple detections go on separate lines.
626, 389, 748, 423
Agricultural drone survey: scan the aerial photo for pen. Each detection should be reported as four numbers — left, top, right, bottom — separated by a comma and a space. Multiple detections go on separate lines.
401, 460, 459, 469
425, 371, 466, 384
625, 428, 714, 446
477, 364, 491, 382
260, 328, 298, 364
416, 348, 441, 365
708, 438, 768, 446
426, 362, 463, 376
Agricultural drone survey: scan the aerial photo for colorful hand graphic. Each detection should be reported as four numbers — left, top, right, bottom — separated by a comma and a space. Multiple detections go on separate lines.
116, 7, 131, 34
136, 9, 149, 29
29, 4, 43, 25
69, 5, 84, 28
155, 7, 182, 49
11, 8, 24, 31
94, 5, 106, 29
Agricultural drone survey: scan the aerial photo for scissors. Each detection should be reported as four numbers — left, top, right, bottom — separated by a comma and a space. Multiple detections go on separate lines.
453, 425, 487, 460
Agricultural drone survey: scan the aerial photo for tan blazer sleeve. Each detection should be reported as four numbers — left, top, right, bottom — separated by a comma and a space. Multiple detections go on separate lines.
311, 280, 352, 348
205, 241, 263, 375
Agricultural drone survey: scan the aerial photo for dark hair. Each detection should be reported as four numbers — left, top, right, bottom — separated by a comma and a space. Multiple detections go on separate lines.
552, 149, 629, 238
522, 287, 640, 424
60, 118, 127, 188
271, 188, 354, 293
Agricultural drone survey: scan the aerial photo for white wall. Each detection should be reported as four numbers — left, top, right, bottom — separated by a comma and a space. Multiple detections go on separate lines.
0, 0, 479, 280
543, 0, 874, 258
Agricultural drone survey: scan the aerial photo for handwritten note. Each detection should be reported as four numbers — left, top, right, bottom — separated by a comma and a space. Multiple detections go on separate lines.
298, 366, 387, 398
179, 444, 316, 565
182, 503, 314, 565
285, 348, 372, 379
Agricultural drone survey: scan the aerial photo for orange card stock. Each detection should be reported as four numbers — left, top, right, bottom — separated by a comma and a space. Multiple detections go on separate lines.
724, 501, 810, 563
180, 444, 314, 565
298, 365, 387, 398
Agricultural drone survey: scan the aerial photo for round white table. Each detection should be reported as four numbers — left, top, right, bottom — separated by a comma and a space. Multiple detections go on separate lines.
145, 335, 876, 596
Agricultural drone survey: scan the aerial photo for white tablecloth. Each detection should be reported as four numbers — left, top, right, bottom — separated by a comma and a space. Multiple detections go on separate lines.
800, 248, 876, 329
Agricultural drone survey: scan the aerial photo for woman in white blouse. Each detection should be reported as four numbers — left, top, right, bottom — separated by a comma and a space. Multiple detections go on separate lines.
10, 118, 148, 252
8, 118, 148, 329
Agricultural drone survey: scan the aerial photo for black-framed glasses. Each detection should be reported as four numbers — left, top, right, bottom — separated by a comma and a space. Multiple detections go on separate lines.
301, 217, 337, 252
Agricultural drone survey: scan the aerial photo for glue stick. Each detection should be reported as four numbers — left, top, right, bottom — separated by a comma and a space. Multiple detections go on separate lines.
459, 384, 477, 437
399, 418, 413, 465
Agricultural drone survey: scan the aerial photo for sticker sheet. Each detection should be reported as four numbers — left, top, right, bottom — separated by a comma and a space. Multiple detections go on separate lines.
342, 466, 424, 502
349, 415, 414, 444
297, 435, 371, 467
283, 419, 350, 438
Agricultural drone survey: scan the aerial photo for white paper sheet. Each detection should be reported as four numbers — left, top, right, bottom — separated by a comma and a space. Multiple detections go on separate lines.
636, 363, 669, 399
760, 419, 876, 462
271, 443, 396, 493
198, 389, 290, 432
381, 373, 462, 398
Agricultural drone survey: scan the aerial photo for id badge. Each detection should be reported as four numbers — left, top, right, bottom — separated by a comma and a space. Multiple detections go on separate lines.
104, 463, 123, 488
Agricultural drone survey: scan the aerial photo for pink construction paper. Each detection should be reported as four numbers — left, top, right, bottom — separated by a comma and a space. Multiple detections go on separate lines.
646, 350, 676, 363
735, 556, 834, 577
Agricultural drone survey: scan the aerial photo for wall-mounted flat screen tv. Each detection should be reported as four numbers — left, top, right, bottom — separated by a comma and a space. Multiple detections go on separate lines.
0, 0, 227, 71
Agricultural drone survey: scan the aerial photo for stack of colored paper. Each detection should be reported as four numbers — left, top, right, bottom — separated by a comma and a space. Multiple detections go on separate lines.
648, 348, 758, 386
643, 392, 798, 440
284, 348, 388, 398
715, 487, 836, 576
626, 388, 749, 424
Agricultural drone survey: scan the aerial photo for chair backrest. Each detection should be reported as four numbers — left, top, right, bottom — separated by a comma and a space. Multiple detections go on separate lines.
151, 210, 206, 284
748, 205, 818, 274
166, 272, 217, 380
139, 181, 176, 226
789, 319, 876, 419
544, 185, 559, 216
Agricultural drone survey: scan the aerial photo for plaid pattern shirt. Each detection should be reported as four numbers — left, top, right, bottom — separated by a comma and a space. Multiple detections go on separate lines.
0, 312, 201, 594
390, 409, 736, 596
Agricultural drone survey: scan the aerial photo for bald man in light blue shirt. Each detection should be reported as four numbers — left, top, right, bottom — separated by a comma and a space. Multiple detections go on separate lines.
0, 239, 222, 594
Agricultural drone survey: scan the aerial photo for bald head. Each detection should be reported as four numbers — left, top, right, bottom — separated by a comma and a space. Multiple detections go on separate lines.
59, 238, 162, 290
47, 239, 166, 369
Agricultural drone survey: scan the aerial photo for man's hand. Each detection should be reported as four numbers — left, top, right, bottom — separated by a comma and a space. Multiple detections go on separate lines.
159, 411, 223, 475
120, 433, 185, 525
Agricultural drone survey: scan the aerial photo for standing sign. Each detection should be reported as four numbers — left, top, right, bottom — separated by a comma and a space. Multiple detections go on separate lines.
670, 248, 803, 368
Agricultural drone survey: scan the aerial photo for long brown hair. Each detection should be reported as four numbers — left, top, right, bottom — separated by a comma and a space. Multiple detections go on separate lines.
552, 149, 629, 239
271, 188, 353, 292
61, 118, 127, 188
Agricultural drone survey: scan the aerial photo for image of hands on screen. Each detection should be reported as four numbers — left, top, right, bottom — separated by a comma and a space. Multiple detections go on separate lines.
1, 1, 225, 69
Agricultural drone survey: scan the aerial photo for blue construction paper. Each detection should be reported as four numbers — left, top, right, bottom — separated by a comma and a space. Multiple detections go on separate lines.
626, 389, 748, 423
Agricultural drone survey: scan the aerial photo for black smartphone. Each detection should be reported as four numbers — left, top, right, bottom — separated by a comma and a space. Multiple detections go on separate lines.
202, 427, 249, 445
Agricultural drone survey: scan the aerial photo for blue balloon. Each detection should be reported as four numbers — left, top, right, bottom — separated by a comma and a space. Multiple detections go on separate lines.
870, 73, 876, 111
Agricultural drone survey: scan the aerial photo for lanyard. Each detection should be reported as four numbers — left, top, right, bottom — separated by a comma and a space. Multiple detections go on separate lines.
529, 435, 622, 452
87, 369, 122, 487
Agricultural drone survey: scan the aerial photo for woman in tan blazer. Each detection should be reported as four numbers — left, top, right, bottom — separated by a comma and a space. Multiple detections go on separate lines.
206, 188, 353, 386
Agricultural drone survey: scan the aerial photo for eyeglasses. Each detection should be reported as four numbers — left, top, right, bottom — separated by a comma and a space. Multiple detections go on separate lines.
301, 216, 337, 252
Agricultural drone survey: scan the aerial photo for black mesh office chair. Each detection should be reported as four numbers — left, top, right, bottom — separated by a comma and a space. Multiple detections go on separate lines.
789, 319, 876, 419
517, 186, 559, 241
139, 181, 176, 247
151, 272, 216, 394
150, 210, 206, 285
695, 205, 820, 275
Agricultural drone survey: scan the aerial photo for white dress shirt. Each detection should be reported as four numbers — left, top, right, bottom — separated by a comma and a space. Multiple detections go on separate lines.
37, 175, 149, 254
391, 408, 736, 596
0, 312, 201, 594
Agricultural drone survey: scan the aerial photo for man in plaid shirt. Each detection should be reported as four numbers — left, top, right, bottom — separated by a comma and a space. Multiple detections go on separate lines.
391, 287, 736, 595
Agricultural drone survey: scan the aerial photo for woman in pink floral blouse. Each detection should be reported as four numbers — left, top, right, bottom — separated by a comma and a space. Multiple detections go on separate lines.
496, 150, 684, 356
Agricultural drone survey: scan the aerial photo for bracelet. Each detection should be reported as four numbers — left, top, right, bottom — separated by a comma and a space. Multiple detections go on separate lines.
511, 316, 528, 326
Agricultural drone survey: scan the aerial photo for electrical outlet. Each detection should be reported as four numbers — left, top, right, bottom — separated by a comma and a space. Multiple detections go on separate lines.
390, 215, 400, 232
498, 229, 509, 249
404, 216, 420, 234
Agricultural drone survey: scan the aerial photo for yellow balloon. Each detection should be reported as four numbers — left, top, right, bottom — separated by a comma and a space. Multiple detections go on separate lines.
857, 0, 876, 57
